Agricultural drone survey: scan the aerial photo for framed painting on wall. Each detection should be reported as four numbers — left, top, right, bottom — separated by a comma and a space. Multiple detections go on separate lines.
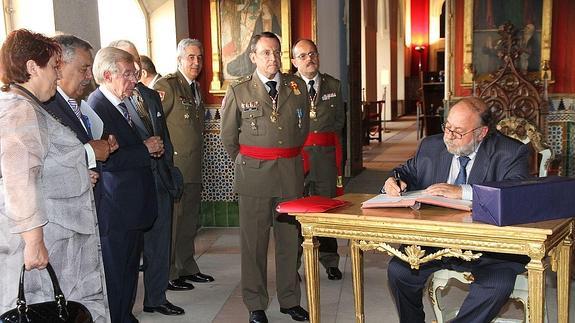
462, 0, 552, 85
209, 0, 291, 95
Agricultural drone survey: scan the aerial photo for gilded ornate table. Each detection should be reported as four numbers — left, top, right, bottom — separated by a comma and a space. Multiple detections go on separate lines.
291, 193, 574, 323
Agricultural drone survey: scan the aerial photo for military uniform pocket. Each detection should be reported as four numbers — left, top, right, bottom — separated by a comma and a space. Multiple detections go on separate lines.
241, 108, 267, 136
236, 154, 261, 169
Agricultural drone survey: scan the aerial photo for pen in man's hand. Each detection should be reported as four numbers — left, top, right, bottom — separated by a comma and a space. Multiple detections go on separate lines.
393, 170, 403, 196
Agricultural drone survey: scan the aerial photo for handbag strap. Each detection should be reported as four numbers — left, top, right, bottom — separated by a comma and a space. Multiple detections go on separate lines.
17, 263, 69, 319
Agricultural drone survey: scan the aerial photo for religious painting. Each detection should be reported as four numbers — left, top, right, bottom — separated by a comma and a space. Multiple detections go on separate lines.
209, 0, 292, 95
461, 0, 552, 84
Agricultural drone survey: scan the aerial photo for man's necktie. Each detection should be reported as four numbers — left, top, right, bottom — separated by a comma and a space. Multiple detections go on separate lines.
190, 81, 198, 104
68, 99, 92, 140
266, 80, 278, 98
308, 79, 316, 99
454, 156, 471, 185
118, 102, 133, 127
132, 88, 154, 135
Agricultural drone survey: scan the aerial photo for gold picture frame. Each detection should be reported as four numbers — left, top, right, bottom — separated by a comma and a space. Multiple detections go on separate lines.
209, 0, 291, 95
462, 0, 553, 85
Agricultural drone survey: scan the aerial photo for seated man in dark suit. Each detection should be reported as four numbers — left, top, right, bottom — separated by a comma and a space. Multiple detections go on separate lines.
383, 97, 530, 323
88, 47, 162, 323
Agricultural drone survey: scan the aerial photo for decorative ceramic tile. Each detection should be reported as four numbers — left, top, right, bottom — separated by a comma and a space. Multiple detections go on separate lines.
202, 108, 237, 202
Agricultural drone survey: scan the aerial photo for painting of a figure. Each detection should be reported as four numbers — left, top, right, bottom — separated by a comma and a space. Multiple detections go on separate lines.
472, 0, 542, 76
220, 0, 282, 79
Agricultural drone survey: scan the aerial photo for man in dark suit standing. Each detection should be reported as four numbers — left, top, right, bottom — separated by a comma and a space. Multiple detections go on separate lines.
109, 40, 185, 317
88, 47, 162, 323
383, 97, 530, 323
44, 35, 118, 183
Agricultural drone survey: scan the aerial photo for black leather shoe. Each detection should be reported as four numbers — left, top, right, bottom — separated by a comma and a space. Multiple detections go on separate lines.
143, 301, 185, 315
167, 278, 194, 291
249, 310, 268, 323
326, 267, 343, 280
280, 306, 309, 321
181, 272, 215, 283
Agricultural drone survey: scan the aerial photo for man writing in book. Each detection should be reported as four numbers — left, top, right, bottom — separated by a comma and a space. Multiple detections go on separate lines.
383, 97, 530, 323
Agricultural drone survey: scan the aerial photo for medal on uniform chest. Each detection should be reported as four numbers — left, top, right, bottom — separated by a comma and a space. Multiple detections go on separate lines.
270, 96, 279, 123
180, 96, 195, 120
309, 98, 317, 120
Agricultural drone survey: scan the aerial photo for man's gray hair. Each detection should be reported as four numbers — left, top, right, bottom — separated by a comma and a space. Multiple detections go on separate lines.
177, 38, 203, 57
92, 47, 134, 84
53, 34, 93, 63
108, 39, 137, 52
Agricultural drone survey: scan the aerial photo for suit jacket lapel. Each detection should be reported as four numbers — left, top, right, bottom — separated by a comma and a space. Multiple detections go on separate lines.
125, 99, 150, 138
437, 147, 453, 183
468, 138, 492, 184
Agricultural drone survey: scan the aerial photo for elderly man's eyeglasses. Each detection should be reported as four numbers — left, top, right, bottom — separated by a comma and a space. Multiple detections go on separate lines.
295, 51, 318, 60
119, 71, 138, 80
441, 123, 484, 139
256, 50, 281, 58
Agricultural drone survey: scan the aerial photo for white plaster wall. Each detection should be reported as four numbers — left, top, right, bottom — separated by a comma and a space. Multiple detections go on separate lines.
317, 0, 342, 79
53, 0, 101, 49
150, 0, 177, 75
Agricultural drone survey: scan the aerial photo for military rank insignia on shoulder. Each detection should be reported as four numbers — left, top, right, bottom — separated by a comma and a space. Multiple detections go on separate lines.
164, 73, 177, 79
231, 75, 252, 88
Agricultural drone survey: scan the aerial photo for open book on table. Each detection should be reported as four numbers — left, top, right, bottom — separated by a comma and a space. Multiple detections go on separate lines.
361, 190, 472, 211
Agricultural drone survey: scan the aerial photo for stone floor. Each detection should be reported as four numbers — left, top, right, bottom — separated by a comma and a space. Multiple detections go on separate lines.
133, 116, 575, 322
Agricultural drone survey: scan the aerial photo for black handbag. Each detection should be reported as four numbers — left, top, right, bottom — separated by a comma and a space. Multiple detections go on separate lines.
0, 263, 93, 323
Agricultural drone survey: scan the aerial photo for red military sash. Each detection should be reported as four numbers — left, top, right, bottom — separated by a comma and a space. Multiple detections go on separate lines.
239, 145, 302, 160
302, 132, 344, 196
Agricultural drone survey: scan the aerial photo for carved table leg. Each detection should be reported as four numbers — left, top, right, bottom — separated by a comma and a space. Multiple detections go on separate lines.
527, 259, 546, 323
302, 229, 320, 323
350, 239, 365, 323
556, 240, 572, 323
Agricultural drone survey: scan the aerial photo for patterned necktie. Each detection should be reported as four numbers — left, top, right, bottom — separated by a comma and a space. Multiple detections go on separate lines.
132, 88, 154, 135
68, 99, 92, 140
308, 79, 316, 99
454, 156, 471, 185
118, 102, 133, 127
266, 80, 278, 98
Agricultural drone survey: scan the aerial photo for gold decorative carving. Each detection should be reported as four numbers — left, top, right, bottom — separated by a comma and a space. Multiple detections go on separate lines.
357, 241, 482, 270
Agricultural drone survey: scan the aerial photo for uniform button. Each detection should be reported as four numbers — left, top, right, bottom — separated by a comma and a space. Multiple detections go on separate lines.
174, 151, 178, 155
278, 140, 283, 145
313, 130, 318, 133
278, 126, 283, 130
242, 161, 246, 165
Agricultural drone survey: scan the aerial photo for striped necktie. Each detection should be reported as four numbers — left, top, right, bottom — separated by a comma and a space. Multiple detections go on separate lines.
118, 102, 133, 127
68, 99, 92, 139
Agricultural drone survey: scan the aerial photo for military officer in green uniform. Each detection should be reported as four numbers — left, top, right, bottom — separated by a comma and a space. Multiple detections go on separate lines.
220, 32, 310, 323
292, 39, 346, 281
154, 38, 215, 291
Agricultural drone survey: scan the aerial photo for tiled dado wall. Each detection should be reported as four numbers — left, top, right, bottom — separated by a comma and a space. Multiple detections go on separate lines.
547, 96, 575, 176
200, 107, 239, 227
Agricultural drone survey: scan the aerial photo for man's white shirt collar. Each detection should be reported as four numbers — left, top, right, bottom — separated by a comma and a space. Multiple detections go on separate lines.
256, 70, 281, 92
